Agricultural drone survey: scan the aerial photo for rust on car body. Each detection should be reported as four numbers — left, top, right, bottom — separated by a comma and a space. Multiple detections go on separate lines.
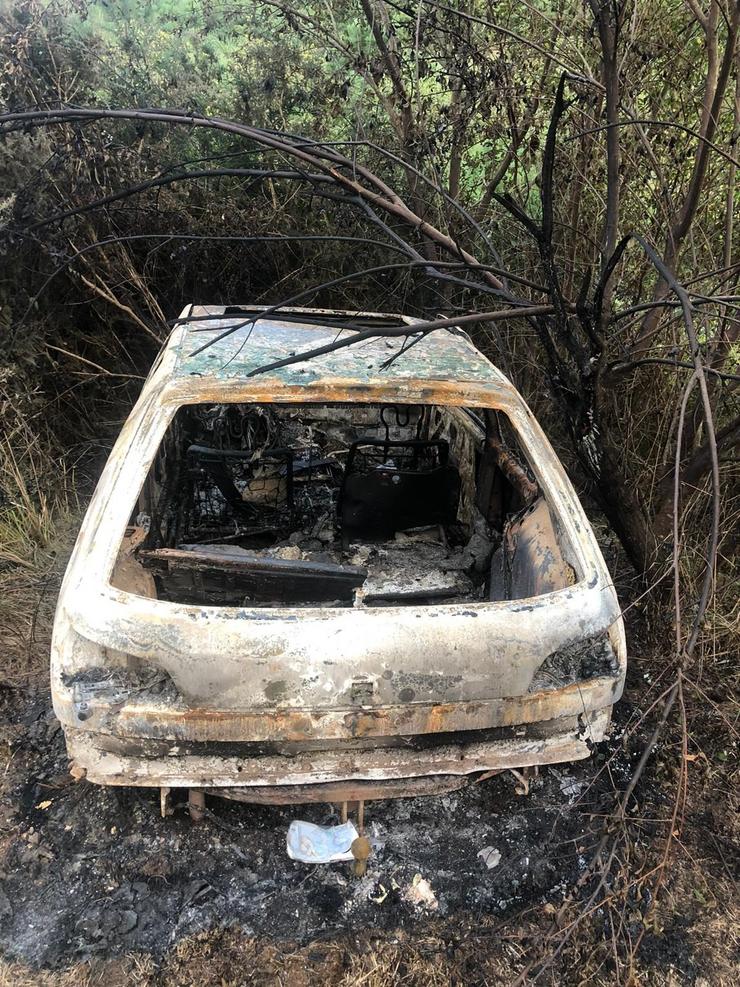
51, 306, 626, 802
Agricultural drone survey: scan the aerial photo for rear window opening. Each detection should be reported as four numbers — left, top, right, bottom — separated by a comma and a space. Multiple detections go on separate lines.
112, 402, 578, 608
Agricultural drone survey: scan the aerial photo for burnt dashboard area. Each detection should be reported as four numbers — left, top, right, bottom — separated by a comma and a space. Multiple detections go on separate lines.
112, 402, 578, 608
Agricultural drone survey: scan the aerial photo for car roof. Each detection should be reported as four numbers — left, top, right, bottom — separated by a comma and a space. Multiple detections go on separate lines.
166, 306, 512, 390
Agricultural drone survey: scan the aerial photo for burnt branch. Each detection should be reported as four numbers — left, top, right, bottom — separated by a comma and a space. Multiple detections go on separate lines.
0, 106, 523, 302
3, 168, 334, 238
12, 233, 412, 345
617, 233, 722, 654
185, 259, 527, 358
607, 357, 740, 383
245, 305, 555, 376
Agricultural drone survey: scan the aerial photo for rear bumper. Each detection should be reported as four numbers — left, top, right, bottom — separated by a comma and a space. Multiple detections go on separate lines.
54, 609, 623, 797
54, 672, 621, 743
60, 695, 612, 793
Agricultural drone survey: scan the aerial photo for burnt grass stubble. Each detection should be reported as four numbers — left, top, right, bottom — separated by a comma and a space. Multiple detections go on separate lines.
0, 677, 651, 970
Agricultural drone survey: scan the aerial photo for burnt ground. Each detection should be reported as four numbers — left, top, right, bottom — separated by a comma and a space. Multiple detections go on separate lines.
0, 666, 738, 985
0, 508, 737, 985
0, 671, 720, 987
0, 684, 633, 967
0, 672, 645, 961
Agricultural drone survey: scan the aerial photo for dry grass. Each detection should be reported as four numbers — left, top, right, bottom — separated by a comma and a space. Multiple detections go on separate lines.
0, 928, 526, 987
159, 927, 532, 986
1, 900, 737, 987
0, 415, 80, 687
0, 956, 156, 987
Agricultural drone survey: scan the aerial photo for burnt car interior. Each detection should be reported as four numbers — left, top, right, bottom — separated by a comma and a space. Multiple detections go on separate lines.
113, 402, 579, 607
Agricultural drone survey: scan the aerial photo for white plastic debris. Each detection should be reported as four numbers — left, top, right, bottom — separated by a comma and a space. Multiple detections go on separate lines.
403, 873, 438, 911
478, 846, 502, 869
286, 820, 359, 863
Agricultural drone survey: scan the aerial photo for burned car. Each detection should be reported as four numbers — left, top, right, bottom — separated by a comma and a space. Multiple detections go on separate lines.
51, 306, 626, 810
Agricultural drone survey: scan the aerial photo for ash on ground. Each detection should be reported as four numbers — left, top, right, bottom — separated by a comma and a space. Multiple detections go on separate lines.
0, 689, 635, 969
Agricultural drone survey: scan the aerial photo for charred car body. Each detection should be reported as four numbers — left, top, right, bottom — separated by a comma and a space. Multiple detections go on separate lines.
52, 307, 626, 805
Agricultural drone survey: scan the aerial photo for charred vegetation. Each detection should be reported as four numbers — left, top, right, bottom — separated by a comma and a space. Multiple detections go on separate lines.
1, 2, 738, 984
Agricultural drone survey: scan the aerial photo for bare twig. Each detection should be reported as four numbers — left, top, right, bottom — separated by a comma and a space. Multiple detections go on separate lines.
245, 305, 555, 376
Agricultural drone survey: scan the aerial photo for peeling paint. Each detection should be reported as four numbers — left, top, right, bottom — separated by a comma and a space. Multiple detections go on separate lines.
51, 306, 627, 799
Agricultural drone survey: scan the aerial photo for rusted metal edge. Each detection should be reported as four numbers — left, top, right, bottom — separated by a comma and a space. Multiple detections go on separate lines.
208, 775, 472, 805
66, 707, 610, 788
56, 675, 622, 744
159, 376, 517, 412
